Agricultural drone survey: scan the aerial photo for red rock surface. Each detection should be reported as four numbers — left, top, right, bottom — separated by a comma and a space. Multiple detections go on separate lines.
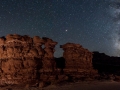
60, 43, 97, 76
0, 34, 57, 84
0, 34, 97, 86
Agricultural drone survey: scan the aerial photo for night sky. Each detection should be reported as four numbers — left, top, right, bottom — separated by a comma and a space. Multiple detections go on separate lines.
0, 0, 120, 57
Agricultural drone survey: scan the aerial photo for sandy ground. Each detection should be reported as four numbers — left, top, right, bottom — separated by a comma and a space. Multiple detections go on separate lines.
43, 81, 120, 90
1, 80, 120, 90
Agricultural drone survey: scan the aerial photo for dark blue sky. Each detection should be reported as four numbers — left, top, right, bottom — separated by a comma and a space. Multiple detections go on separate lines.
0, 0, 119, 57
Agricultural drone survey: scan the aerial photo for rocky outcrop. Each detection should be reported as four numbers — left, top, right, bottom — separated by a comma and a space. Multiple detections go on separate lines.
92, 51, 120, 74
41, 37, 57, 72
0, 34, 98, 86
60, 43, 97, 76
0, 34, 57, 84
60, 43, 92, 70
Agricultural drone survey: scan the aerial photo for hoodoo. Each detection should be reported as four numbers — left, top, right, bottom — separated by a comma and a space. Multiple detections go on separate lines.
0, 34, 97, 85
0, 34, 57, 84
60, 43, 98, 76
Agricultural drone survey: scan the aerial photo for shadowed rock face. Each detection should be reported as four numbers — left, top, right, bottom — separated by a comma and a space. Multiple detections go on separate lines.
92, 51, 120, 74
0, 34, 57, 84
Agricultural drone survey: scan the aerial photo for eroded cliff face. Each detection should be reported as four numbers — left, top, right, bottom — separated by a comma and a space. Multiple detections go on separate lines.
0, 34, 98, 86
60, 43, 97, 75
41, 37, 57, 72
0, 34, 57, 84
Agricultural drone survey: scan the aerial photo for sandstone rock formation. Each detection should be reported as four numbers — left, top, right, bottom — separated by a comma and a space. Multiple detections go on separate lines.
41, 37, 57, 72
0, 34, 57, 84
0, 34, 98, 86
60, 43, 97, 76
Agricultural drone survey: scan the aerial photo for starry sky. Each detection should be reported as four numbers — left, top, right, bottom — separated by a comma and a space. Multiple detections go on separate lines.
0, 0, 120, 57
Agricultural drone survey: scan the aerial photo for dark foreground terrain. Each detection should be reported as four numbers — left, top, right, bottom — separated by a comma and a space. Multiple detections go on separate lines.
0, 80, 120, 90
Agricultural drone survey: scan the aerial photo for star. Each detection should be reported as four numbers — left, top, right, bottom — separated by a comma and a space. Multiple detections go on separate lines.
0, 0, 115, 57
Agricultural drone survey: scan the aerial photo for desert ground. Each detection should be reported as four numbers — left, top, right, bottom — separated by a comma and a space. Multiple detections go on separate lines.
1, 80, 120, 90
